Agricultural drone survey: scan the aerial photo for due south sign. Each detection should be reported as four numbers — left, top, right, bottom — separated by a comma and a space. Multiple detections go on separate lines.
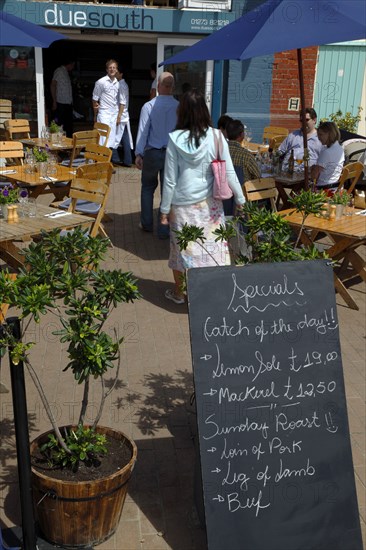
44, 5, 154, 31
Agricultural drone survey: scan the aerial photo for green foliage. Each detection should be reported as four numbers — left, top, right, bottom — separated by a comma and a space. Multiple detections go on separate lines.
0, 227, 140, 468
329, 190, 349, 206
49, 120, 61, 134
173, 189, 328, 267
0, 184, 19, 205
40, 425, 108, 471
322, 106, 362, 133
32, 146, 48, 163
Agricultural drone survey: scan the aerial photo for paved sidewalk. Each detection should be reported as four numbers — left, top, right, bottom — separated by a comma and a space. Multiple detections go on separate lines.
0, 166, 365, 549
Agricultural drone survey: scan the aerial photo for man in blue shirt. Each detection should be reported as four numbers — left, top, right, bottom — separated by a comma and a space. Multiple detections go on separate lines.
278, 107, 323, 171
135, 72, 179, 239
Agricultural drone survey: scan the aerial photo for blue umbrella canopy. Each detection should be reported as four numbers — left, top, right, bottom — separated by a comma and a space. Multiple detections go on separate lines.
161, 0, 366, 188
0, 11, 68, 47
161, 0, 365, 65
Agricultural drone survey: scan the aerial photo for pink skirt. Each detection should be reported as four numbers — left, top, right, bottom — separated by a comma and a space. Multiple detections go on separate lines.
168, 197, 230, 271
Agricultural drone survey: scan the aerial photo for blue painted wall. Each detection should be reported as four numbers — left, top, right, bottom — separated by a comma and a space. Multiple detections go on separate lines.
212, 0, 274, 142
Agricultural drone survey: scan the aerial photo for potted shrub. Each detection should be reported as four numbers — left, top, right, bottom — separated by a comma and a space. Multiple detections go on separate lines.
0, 228, 140, 547
32, 146, 49, 177
49, 119, 62, 144
328, 189, 350, 219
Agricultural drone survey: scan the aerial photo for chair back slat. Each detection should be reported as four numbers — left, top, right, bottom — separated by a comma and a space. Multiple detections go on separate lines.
68, 130, 100, 166
262, 126, 289, 145
0, 140, 24, 165
337, 161, 364, 195
4, 119, 31, 140
84, 143, 112, 164
0, 100, 12, 137
94, 122, 111, 145
243, 177, 278, 212
68, 162, 113, 238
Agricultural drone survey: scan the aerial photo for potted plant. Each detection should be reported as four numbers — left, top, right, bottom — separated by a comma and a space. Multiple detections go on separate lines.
32, 146, 49, 177
0, 228, 140, 547
329, 189, 350, 219
48, 119, 62, 143
0, 183, 20, 221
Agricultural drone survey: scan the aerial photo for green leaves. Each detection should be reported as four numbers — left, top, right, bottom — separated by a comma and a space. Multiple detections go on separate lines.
173, 223, 206, 251
41, 425, 108, 471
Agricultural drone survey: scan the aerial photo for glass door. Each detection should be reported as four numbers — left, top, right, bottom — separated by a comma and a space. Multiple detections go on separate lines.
157, 38, 213, 110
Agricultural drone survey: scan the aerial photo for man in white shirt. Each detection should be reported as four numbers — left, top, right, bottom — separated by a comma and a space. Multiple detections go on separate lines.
50, 59, 75, 137
92, 59, 120, 151
114, 70, 133, 167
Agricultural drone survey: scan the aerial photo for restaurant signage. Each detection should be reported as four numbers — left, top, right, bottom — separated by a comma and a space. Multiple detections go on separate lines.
187, 261, 362, 550
2, 1, 235, 34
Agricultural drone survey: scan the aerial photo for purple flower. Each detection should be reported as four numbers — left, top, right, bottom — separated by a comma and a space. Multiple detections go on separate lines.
2, 188, 9, 197
20, 189, 28, 199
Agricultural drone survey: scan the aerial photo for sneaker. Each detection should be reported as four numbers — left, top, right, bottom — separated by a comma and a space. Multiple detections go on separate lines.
165, 289, 185, 305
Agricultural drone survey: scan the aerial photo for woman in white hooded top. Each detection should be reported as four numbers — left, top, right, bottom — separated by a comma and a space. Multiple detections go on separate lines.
160, 89, 245, 304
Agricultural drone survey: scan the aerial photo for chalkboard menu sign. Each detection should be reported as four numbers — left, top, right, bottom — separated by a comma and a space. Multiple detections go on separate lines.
187, 260, 362, 550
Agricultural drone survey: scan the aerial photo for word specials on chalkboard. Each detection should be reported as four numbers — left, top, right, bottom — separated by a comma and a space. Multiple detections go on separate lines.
187, 260, 362, 550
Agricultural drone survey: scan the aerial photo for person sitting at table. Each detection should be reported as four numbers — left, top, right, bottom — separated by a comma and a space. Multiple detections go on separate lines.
225, 119, 260, 215
311, 121, 345, 190
278, 107, 323, 171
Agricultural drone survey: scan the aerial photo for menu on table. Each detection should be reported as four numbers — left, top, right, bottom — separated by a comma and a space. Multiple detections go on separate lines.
187, 260, 362, 550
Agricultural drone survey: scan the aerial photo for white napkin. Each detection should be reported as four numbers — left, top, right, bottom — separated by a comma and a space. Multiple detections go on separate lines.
40, 176, 57, 182
0, 169, 16, 174
45, 211, 71, 218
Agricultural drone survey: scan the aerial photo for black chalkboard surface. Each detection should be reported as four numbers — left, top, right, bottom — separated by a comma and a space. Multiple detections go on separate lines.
187, 260, 362, 550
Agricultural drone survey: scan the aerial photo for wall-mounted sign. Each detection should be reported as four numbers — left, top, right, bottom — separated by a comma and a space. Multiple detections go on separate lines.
179, 0, 232, 11
288, 97, 300, 111
2, 2, 235, 35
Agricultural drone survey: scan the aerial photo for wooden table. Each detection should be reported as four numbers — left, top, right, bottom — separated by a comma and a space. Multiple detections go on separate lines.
274, 172, 305, 209
280, 208, 366, 309
0, 164, 75, 199
21, 137, 73, 152
0, 204, 93, 269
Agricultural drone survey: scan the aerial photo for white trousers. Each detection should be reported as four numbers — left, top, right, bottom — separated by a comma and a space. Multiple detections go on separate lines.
114, 120, 134, 149
97, 110, 117, 148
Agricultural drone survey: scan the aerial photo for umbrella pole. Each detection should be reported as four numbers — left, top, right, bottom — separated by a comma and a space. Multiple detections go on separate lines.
297, 48, 309, 190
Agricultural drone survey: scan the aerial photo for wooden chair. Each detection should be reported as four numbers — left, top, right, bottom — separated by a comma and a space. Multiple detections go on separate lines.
336, 161, 364, 195
243, 178, 278, 212
94, 122, 111, 145
269, 134, 287, 151
262, 126, 288, 145
67, 130, 100, 167
84, 143, 112, 164
58, 162, 113, 238
0, 273, 16, 325
4, 119, 31, 141
0, 141, 24, 166
0, 100, 12, 139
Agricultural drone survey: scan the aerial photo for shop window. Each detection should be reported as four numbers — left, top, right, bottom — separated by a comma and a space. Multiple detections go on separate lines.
0, 47, 37, 133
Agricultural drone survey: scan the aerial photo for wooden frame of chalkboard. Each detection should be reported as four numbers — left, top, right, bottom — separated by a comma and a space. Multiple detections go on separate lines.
187, 260, 363, 550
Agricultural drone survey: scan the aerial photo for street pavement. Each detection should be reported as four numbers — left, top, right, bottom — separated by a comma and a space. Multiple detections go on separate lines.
0, 166, 365, 549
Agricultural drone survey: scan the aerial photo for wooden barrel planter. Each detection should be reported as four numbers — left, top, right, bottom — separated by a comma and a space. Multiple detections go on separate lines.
30, 426, 137, 548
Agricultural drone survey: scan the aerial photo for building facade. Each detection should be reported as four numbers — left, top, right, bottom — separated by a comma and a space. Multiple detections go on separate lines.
1, 0, 364, 141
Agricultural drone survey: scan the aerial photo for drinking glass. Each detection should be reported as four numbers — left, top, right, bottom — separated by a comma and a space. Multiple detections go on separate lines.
48, 155, 58, 176
245, 127, 252, 143
294, 151, 304, 172
345, 197, 355, 216
26, 198, 37, 217
18, 188, 29, 217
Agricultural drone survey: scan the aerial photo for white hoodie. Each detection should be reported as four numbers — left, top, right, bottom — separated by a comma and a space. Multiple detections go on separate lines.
161, 127, 245, 214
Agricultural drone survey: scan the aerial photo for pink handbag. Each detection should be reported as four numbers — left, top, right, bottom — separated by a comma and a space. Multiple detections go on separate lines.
211, 130, 233, 200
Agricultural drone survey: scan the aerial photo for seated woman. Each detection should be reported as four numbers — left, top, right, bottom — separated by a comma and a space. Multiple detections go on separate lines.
311, 121, 344, 190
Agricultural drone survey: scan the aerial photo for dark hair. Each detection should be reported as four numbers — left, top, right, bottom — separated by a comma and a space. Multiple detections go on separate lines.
217, 114, 233, 130
226, 119, 244, 141
317, 121, 341, 147
303, 107, 317, 120
176, 89, 212, 148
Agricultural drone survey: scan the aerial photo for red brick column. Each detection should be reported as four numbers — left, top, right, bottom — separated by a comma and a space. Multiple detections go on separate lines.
270, 46, 318, 132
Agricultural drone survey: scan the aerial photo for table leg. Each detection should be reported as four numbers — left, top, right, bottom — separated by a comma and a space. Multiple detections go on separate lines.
333, 273, 359, 310
0, 242, 24, 270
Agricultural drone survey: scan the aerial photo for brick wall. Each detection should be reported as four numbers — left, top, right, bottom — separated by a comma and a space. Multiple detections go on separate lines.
270, 46, 318, 132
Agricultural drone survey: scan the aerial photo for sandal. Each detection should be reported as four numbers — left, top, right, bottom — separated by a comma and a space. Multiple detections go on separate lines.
165, 289, 185, 305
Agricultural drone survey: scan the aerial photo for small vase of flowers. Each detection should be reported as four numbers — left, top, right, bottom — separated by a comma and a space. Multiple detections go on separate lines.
0, 184, 19, 220
329, 190, 349, 219
33, 147, 49, 177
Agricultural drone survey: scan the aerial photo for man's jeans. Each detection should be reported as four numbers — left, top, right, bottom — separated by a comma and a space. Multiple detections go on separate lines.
140, 148, 169, 237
